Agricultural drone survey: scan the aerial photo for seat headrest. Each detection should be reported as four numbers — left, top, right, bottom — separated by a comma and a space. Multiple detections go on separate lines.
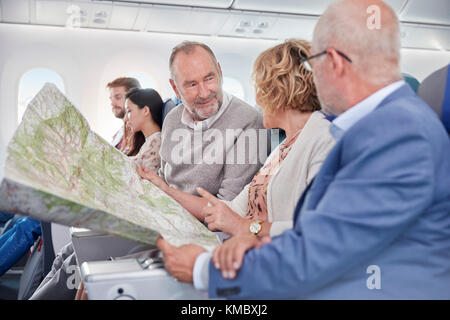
162, 97, 181, 121
402, 73, 420, 93
418, 64, 450, 133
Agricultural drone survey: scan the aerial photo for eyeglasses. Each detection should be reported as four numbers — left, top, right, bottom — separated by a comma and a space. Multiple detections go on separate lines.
300, 49, 352, 71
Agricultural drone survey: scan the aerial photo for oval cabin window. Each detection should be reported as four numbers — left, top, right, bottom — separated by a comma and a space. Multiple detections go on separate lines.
18, 68, 65, 124
222, 77, 245, 101
126, 73, 159, 92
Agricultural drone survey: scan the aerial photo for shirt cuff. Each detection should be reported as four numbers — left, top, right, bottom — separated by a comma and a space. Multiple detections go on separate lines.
193, 251, 212, 291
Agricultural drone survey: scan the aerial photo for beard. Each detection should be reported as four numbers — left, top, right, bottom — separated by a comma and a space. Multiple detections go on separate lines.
318, 98, 338, 116
314, 71, 346, 116
184, 91, 222, 120
112, 106, 125, 119
317, 90, 349, 116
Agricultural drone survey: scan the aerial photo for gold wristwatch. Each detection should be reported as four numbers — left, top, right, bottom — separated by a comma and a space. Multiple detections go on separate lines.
249, 220, 263, 236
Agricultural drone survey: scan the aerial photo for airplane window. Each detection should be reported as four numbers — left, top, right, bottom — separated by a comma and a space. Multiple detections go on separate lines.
18, 68, 65, 124
222, 77, 245, 100
127, 73, 159, 92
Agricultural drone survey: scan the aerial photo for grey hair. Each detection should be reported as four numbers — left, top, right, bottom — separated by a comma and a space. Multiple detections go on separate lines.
312, 0, 402, 85
169, 41, 219, 80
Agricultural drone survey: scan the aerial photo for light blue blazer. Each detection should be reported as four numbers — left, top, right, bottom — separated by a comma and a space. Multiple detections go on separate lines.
208, 85, 450, 299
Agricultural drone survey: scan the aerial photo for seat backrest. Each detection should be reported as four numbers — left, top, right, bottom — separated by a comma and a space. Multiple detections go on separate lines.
17, 238, 44, 300
17, 222, 55, 300
41, 222, 55, 276
418, 64, 450, 134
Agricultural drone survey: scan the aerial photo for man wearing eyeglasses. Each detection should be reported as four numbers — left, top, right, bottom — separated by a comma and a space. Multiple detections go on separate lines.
157, 0, 450, 299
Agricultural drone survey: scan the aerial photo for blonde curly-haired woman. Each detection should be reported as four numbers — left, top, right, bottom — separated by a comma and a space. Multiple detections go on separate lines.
141, 39, 335, 239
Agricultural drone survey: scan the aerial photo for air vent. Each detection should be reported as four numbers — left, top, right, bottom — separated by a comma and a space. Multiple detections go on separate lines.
95, 11, 108, 18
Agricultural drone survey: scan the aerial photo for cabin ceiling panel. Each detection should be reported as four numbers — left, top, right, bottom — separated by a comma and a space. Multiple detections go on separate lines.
1, 0, 30, 23
188, 8, 230, 35
132, 4, 152, 31
109, 2, 139, 29
143, 5, 228, 35
399, 0, 450, 25
401, 24, 450, 51
231, 0, 415, 18
145, 5, 192, 33
232, 0, 331, 15
36, 0, 70, 26
117, 0, 233, 9
266, 14, 317, 41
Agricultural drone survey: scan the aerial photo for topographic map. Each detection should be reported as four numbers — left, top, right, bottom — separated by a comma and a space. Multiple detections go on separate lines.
0, 83, 219, 250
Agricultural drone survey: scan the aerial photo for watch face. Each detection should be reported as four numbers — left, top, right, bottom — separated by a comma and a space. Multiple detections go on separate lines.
250, 221, 261, 234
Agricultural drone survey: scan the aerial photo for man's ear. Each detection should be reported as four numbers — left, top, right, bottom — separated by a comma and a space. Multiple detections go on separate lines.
328, 48, 346, 78
217, 62, 223, 78
169, 79, 182, 100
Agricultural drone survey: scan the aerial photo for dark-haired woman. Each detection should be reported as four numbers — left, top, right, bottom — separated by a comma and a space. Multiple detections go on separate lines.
74, 88, 165, 300
123, 88, 164, 172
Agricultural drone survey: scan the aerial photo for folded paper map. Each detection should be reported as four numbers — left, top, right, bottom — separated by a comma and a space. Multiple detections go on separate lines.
0, 83, 220, 250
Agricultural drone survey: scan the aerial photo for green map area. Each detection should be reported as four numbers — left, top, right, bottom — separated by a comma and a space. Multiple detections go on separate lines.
0, 83, 219, 250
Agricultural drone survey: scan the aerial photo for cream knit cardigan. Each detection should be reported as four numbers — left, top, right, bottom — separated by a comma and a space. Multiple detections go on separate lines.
222, 111, 336, 237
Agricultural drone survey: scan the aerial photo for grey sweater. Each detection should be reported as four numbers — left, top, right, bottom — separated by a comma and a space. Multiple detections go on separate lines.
159, 95, 266, 201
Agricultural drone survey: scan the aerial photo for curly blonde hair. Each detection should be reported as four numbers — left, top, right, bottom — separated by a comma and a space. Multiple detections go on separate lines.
252, 39, 321, 114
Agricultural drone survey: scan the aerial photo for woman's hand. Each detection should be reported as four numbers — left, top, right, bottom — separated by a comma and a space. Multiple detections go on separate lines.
212, 234, 271, 279
197, 187, 248, 236
137, 165, 169, 192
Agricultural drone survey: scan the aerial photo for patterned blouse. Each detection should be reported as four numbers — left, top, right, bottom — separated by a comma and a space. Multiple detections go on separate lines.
129, 131, 162, 172
245, 129, 302, 221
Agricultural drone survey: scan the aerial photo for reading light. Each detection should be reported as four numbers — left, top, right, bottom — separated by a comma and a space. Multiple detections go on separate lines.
240, 21, 251, 28
257, 22, 268, 28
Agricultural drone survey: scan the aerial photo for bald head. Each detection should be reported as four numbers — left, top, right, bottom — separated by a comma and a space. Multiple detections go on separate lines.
169, 41, 219, 80
313, 0, 401, 85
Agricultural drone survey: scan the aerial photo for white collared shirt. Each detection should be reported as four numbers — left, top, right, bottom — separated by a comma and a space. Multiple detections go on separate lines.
111, 126, 124, 148
180, 91, 231, 131
331, 80, 405, 138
